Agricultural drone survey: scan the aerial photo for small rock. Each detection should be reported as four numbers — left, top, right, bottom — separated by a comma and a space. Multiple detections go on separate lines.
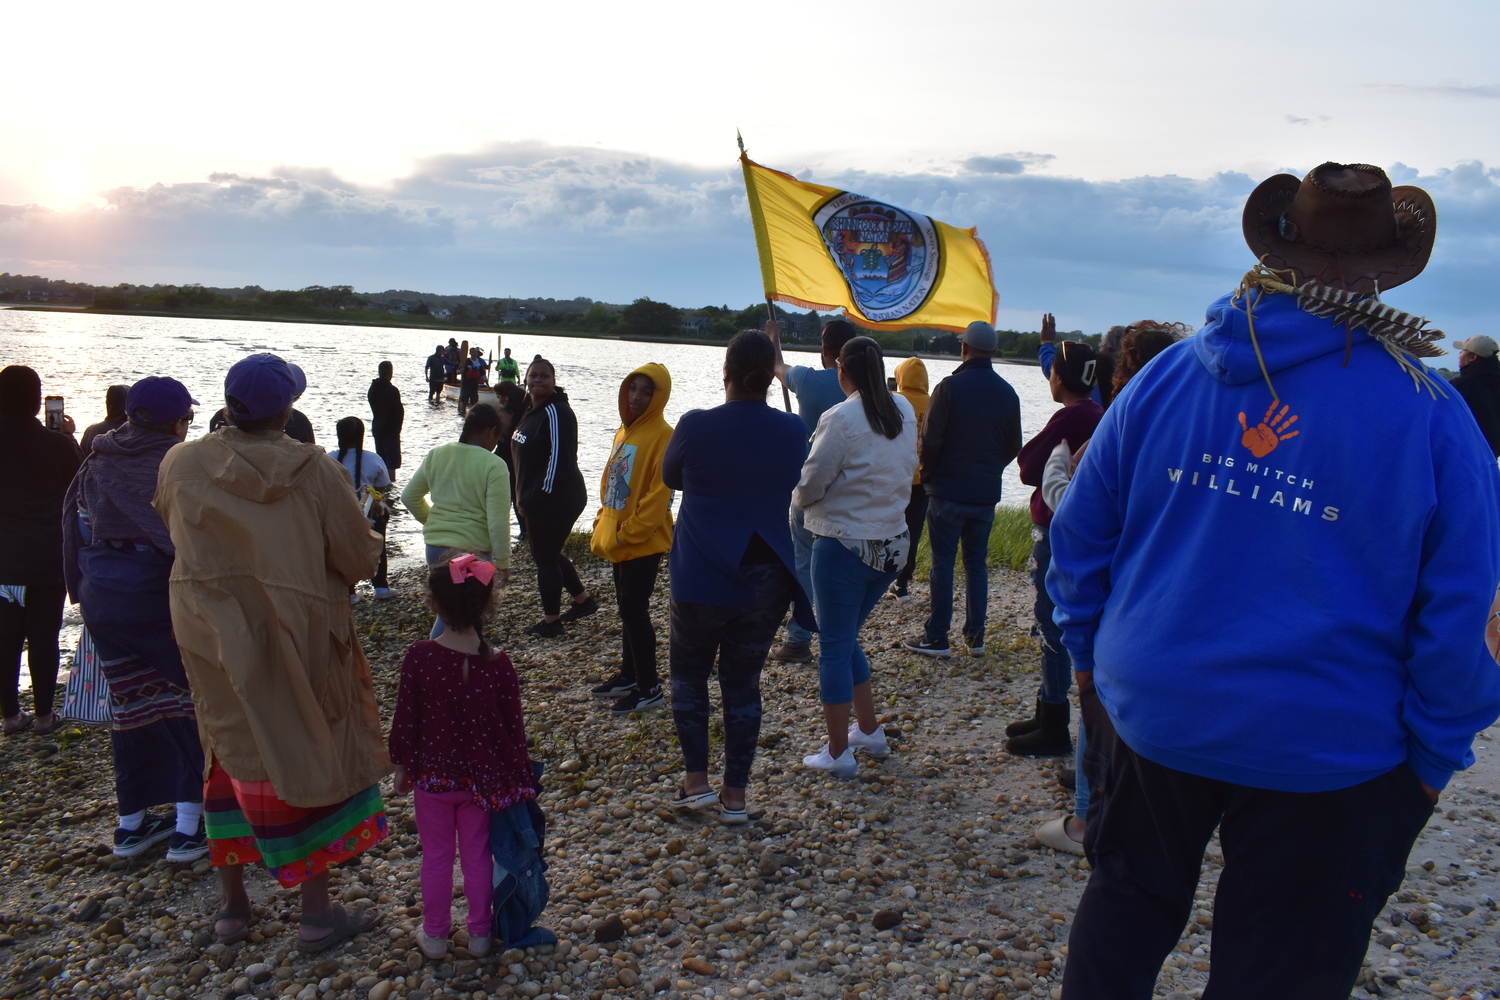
682, 956, 717, 976
652, 976, 671, 993
369, 981, 395, 1000
559, 759, 584, 774
243, 962, 275, 984
617, 967, 641, 987
871, 909, 902, 931
666, 838, 685, 855
594, 913, 625, 943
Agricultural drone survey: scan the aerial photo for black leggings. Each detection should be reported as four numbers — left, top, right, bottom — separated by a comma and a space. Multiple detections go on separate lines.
526, 503, 585, 617
613, 554, 663, 690
895, 483, 928, 588
0, 585, 66, 718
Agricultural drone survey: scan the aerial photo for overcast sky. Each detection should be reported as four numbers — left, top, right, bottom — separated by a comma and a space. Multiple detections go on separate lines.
3, 0, 1498, 334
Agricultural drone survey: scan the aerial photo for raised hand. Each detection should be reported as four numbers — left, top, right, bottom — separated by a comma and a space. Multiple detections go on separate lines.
1040, 313, 1057, 343
1238, 401, 1300, 458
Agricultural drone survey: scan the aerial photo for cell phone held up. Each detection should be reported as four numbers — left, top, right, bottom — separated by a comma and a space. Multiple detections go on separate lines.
44, 395, 65, 431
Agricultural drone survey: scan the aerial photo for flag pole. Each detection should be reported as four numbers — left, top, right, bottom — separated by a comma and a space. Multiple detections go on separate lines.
739, 131, 794, 413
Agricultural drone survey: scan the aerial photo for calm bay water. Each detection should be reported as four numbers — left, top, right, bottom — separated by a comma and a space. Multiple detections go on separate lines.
0, 307, 1058, 577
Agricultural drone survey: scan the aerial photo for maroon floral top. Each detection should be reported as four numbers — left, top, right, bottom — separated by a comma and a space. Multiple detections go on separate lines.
388, 640, 536, 811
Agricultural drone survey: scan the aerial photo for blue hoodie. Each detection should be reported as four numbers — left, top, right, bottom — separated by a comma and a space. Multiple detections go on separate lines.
1048, 289, 1500, 793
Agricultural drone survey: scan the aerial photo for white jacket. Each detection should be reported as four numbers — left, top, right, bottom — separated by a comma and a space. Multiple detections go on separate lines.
793, 391, 918, 540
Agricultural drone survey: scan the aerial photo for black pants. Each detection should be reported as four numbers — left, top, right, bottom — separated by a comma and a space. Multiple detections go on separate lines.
895, 483, 928, 588
0, 585, 66, 718
526, 502, 585, 617
612, 554, 662, 691
373, 434, 400, 475
1064, 716, 1435, 1000
428, 377, 444, 401
371, 511, 390, 590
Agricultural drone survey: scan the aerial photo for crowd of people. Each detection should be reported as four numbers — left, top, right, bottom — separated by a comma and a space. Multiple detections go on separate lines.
3, 161, 1500, 998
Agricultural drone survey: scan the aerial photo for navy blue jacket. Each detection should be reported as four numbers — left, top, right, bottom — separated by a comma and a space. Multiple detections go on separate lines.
662, 400, 814, 628
919, 358, 1023, 506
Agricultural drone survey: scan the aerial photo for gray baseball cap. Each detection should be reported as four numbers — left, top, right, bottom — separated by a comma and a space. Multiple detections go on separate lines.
961, 321, 997, 352
1455, 335, 1499, 358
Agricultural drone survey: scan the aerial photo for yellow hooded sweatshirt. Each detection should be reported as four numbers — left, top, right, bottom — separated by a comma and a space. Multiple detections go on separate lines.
590, 363, 675, 562
895, 357, 930, 485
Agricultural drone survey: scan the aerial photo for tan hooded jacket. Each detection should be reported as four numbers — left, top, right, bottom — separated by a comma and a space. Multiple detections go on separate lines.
154, 428, 389, 807
894, 357, 930, 486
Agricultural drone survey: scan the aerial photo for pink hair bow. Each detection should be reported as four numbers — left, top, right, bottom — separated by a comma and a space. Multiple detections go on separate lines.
449, 553, 497, 586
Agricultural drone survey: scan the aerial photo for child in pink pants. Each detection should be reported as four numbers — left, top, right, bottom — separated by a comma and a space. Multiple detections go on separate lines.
389, 554, 538, 961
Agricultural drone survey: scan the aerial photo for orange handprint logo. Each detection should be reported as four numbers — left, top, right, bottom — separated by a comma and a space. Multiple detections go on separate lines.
1238, 401, 1300, 458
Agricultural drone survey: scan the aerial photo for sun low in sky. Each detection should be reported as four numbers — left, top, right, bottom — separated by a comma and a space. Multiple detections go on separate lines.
2, 0, 1498, 333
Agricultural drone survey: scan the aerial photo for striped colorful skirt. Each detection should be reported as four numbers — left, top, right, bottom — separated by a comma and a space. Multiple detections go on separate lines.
204, 760, 388, 888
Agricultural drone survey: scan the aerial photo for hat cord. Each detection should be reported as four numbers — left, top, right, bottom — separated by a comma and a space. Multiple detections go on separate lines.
1234, 260, 1449, 400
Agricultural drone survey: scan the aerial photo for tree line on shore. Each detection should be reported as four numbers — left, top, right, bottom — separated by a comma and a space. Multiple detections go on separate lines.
0, 272, 1094, 355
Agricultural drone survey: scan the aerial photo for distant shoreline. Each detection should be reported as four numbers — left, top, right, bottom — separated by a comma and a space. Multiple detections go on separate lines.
0, 303, 1042, 366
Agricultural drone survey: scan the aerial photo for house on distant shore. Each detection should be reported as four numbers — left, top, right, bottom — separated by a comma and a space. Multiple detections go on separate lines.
387, 301, 413, 315
680, 316, 709, 336
431, 308, 452, 319
505, 305, 546, 324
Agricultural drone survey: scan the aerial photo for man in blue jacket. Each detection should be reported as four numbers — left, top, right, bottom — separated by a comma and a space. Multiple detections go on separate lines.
903, 321, 1022, 657
1049, 163, 1500, 1000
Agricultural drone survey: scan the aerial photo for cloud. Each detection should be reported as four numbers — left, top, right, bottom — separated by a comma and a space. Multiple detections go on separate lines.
1370, 82, 1500, 100
1, 144, 1497, 336
961, 152, 1056, 175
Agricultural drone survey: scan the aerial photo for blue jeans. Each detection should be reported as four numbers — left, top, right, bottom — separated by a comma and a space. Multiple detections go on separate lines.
1031, 527, 1073, 704
670, 561, 795, 788
424, 544, 491, 639
811, 537, 898, 705
1075, 717, 1090, 819
785, 507, 816, 646
922, 496, 995, 645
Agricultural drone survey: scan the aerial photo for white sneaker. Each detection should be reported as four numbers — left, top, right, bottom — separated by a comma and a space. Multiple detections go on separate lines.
803, 746, 858, 777
416, 930, 448, 960
466, 934, 492, 957
847, 724, 891, 759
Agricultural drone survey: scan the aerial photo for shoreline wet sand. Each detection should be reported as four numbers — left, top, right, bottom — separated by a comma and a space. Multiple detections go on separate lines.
4, 548, 1500, 1000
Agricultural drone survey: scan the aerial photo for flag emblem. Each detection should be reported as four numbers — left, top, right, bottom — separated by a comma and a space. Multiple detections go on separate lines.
814, 194, 940, 322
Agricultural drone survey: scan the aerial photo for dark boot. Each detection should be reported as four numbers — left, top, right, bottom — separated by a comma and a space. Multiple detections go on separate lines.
1004, 698, 1044, 738
1005, 700, 1071, 757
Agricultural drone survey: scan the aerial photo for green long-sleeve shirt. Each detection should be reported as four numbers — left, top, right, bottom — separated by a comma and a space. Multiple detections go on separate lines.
401, 442, 511, 566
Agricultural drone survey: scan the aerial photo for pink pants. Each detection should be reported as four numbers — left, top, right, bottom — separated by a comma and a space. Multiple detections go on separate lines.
414, 789, 493, 939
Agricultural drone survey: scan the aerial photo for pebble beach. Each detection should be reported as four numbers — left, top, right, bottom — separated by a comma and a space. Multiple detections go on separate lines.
6, 546, 1500, 1000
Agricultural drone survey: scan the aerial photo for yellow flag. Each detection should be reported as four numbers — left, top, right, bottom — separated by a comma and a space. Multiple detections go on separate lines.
741, 154, 996, 332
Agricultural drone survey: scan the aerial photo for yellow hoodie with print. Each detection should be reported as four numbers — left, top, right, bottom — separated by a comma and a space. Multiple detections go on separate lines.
895, 357, 930, 485
590, 362, 675, 562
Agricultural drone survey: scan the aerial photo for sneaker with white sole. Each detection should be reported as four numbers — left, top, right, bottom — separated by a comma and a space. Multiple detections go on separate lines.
467, 934, 492, 957
165, 821, 208, 863
591, 672, 635, 698
902, 635, 951, 657
610, 685, 665, 715
112, 813, 175, 858
963, 633, 985, 655
373, 587, 394, 600
802, 746, 858, 777
847, 724, 891, 758
416, 930, 449, 960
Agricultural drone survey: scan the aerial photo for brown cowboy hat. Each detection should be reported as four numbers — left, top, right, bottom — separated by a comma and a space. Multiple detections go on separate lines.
1242, 162, 1436, 294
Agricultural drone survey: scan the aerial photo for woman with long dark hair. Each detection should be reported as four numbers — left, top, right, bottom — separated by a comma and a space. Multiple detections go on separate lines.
511, 357, 594, 638
793, 337, 917, 776
330, 416, 394, 599
664, 329, 810, 822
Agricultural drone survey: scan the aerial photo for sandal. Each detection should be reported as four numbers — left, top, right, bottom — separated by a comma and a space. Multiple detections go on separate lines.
297, 903, 380, 954
213, 908, 255, 945
3, 712, 32, 736
31, 713, 59, 736
719, 804, 749, 826
670, 788, 719, 813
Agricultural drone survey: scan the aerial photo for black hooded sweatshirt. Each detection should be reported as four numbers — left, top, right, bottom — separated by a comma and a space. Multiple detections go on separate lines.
1455, 355, 1500, 457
